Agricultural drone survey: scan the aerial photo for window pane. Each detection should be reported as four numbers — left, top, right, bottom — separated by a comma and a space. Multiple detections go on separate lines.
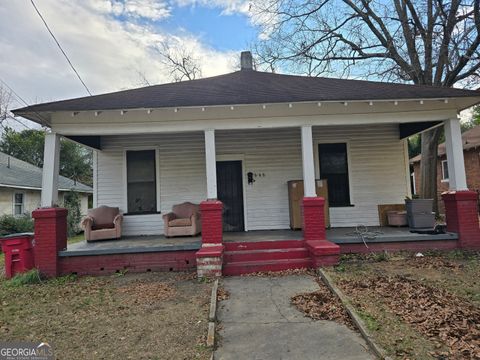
319, 143, 351, 206
443, 161, 449, 179
15, 193, 23, 204
14, 204, 22, 215
126, 150, 157, 213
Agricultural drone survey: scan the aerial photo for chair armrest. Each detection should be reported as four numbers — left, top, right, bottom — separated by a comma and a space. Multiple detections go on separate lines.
113, 214, 123, 226
81, 216, 93, 230
162, 212, 175, 221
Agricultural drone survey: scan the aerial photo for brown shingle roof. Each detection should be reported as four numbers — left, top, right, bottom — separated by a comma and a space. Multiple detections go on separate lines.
13, 70, 480, 114
410, 125, 480, 163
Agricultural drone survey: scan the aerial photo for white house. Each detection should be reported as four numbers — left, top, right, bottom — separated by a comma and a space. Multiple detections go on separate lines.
11, 52, 480, 277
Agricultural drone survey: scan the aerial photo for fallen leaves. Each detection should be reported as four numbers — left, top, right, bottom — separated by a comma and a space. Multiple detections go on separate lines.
291, 279, 355, 330
116, 281, 176, 305
217, 286, 229, 301
242, 268, 316, 277
340, 275, 480, 359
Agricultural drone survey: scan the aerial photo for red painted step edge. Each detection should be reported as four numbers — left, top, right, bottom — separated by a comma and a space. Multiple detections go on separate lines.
224, 248, 309, 263
223, 258, 312, 276
224, 240, 305, 251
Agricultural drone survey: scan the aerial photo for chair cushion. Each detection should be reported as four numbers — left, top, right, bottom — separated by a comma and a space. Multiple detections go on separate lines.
92, 223, 115, 230
172, 202, 199, 219
169, 218, 192, 227
88, 206, 119, 229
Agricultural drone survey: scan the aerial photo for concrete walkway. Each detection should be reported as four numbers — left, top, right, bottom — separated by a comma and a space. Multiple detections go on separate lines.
215, 275, 374, 360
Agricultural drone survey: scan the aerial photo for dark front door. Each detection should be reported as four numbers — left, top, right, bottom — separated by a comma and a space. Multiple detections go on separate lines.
216, 160, 245, 232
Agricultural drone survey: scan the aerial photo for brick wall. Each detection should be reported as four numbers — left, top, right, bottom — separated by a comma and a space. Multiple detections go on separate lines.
60, 251, 197, 276
412, 148, 480, 213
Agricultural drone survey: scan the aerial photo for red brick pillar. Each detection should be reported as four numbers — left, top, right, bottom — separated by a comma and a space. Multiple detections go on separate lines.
303, 197, 326, 241
442, 191, 480, 249
196, 200, 224, 277
303, 197, 340, 267
32, 207, 68, 277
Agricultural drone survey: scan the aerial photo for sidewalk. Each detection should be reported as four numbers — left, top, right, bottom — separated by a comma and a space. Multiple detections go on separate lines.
215, 275, 374, 360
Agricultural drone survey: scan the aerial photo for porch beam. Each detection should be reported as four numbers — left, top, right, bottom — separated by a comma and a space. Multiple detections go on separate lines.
41, 132, 61, 207
444, 117, 467, 191
204, 129, 217, 199
301, 125, 316, 197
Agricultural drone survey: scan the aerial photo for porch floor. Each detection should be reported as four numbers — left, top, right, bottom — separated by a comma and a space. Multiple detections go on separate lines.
326, 226, 458, 244
60, 227, 457, 257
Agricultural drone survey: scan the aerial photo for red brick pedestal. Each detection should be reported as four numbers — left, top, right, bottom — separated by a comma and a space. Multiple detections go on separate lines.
32, 207, 68, 277
303, 197, 340, 267
442, 191, 480, 250
196, 200, 224, 277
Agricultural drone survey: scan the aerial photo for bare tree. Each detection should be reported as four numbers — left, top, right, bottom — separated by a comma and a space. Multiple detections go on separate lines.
253, 0, 480, 208
0, 85, 12, 125
157, 40, 202, 82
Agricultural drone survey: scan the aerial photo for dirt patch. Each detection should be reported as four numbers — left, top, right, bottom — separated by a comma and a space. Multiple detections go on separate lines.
291, 279, 355, 330
0, 271, 212, 359
116, 281, 177, 305
340, 275, 480, 359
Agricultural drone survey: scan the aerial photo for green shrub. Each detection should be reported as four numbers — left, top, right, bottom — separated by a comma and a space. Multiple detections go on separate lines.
4, 269, 42, 288
0, 214, 34, 236
63, 191, 81, 237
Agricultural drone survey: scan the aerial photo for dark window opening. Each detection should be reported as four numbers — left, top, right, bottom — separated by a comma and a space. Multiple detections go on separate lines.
126, 150, 157, 214
318, 143, 351, 207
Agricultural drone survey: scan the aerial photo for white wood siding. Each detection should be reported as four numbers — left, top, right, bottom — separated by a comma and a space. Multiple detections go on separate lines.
96, 125, 408, 235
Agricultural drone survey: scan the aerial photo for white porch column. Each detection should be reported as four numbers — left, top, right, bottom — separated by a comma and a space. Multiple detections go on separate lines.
301, 125, 316, 197
41, 132, 61, 207
204, 129, 217, 199
444, 117, 468, 191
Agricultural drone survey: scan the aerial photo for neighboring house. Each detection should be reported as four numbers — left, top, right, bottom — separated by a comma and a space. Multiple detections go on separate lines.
0, 152, 92, 217
411, 125, 480, 213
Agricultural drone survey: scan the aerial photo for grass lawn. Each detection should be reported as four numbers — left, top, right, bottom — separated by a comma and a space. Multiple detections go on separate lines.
68, 233, 85, 244
0, 267, 213, 359
325, 251, 480, 359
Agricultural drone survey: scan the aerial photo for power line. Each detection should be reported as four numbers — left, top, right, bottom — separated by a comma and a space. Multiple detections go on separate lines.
0, 77, 49, 127
0, 78, 30, 108
30, 0, 92, 96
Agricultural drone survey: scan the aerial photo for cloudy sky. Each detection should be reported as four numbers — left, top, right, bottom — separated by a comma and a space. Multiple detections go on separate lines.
0, 0, 259, 128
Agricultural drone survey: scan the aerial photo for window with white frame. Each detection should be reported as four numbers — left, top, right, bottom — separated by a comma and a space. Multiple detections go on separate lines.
441, 160, 449, 181
126, 149, 157, 214
13, 192, 25, 216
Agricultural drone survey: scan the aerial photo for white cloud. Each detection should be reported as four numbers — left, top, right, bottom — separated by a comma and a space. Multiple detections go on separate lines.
174, 0, 251, 15
0, 0, 237, 114
86, 0, 172, 20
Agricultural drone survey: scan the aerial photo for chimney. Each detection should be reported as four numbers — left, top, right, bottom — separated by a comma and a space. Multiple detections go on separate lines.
240, 51, 253, 71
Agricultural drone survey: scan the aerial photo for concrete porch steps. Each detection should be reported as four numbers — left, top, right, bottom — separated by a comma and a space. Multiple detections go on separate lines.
223, 239, 311, 275
224, 239, 305, 251
224, 248, 310, 262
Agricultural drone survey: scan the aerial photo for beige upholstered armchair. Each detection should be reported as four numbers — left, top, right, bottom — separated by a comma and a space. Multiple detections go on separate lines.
82, 206, 123, 242
163, 202, 201, 237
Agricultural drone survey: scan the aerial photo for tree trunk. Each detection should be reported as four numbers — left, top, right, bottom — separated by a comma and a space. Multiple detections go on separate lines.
420, 127, 442, 213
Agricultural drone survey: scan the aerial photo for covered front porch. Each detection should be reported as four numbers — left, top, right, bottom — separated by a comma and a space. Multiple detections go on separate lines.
31, 112, 478, 277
